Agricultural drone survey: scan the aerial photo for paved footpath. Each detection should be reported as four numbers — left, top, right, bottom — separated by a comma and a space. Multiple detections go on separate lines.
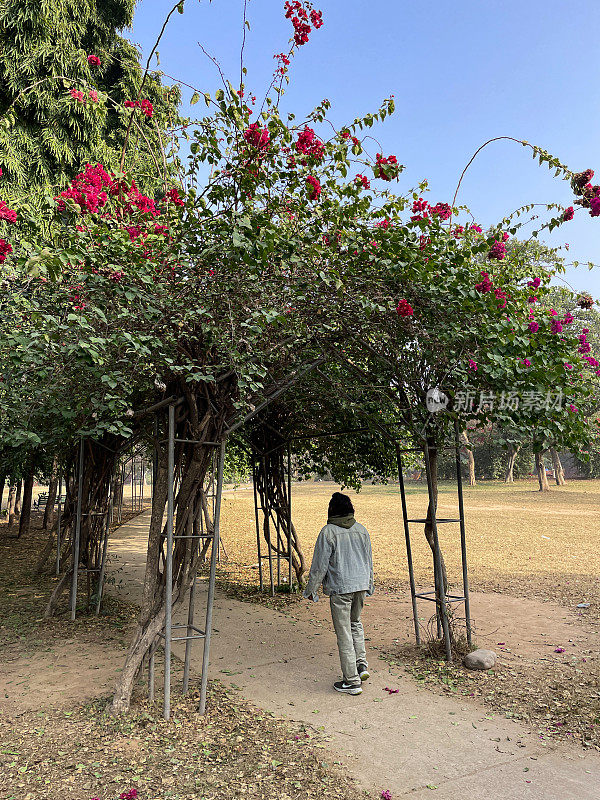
107, 510, 600, 800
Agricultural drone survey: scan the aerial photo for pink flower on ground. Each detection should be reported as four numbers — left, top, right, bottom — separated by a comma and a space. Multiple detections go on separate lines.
381, 791, 393, 800
554, 647, 566, 652
396, 299, 413, 317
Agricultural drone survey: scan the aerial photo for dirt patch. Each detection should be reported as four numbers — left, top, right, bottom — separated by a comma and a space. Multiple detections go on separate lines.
0, 514, 362, 800
0, 684, 362, 800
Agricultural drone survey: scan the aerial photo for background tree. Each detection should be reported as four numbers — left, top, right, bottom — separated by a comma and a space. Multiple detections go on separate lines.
0, 0, 181, 207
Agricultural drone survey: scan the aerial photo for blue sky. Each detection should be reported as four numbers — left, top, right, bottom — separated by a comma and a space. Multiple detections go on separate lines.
131, 0, 600, 294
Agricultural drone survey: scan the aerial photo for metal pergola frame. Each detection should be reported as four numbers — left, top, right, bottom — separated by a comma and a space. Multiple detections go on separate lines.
125, 351, 472, 720
246, 416, 472, 659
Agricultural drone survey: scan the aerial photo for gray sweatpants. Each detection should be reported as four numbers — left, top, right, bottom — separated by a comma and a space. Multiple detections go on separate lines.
329, 591, 367, 685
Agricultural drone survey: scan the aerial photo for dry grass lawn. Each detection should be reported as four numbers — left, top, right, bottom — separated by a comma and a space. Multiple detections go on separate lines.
219, 478, 600, 611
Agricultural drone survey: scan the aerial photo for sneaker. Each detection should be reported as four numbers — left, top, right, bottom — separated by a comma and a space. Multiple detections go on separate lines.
357, 662, 370, 682
333, 680, 362, 695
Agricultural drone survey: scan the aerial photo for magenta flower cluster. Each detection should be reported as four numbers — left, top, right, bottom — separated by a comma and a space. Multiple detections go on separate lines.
295, 127, 325, 162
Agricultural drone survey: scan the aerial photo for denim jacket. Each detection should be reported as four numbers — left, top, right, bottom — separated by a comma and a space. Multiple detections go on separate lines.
303, 521, 374, 601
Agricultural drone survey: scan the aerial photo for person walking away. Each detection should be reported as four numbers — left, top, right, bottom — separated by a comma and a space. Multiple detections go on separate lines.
303, 492, 374, 695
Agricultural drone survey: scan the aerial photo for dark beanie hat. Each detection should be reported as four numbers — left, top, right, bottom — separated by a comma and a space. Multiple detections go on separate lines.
328, 492, 354, 517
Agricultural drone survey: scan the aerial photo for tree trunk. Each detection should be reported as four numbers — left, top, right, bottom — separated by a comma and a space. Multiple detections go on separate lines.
505, 446, 519, 483
110, 385, 232, 715
0, 473, 6, 512
423, 440, 448, 592
18, 468, 35, 538
549, 447, 565, 486
43, 461, 59, 529
14, 479, 22, 515
460, 431, 476, 486
535, 451, 550, 491
7, 482, 17, 528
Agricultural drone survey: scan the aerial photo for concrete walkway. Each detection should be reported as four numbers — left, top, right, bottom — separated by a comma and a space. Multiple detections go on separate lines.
107, 510, 600, 800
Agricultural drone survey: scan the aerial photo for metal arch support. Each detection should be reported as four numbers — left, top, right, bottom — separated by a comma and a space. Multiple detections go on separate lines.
163, 404, 176, 720
454, 419, 472, 647
199, 438, 227, 715
70, 438, 85, 621
395, 442, 420, 645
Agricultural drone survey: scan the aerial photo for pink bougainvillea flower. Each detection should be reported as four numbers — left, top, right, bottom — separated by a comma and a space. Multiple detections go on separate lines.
140, 98, 153, 118
550, 319, 563, 334
470, 223, 483, 232
501, 231, 510, 241
567, 406, 578, 415
475, 271, 492, 293
306, 175, 321, 201
89, 90, 98, 103
563, 206, 574, 221
70, 88, 86, 102
355, 174, 370, 189
166, 187, 185, 207
488, 240, 506, 260
528, 320, 539, 333
468, 359, 477, 371
0, 238, 12, 263
375, 152, 399, 181
528, 277, 542, 289
564, 363, 574, 370
396, 299, 413, 317
0, 200, 17, 223
562, 312, 574, 324
528, 296, 538, 304
295, 127, 325, 161
431, 202, 451, 220
494, 287, 508, 308
244, 121, 270, 151
376, 218, 391, 229
87, 54, 101, 66
522, 358, 532, 367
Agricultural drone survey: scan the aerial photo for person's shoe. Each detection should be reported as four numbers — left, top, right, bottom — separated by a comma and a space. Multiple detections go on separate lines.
333, 680, 362, 695
357, 662, 370, 681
